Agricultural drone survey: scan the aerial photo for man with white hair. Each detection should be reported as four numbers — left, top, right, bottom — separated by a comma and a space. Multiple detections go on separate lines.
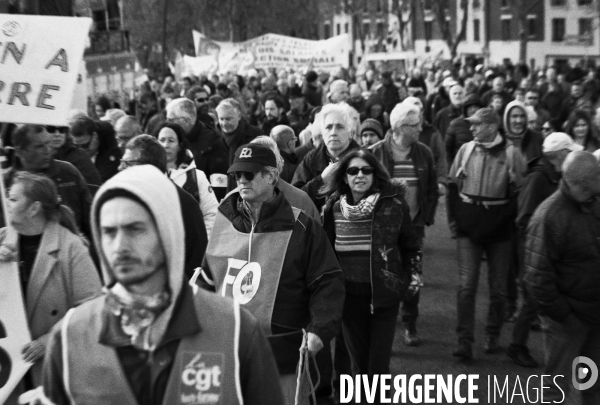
327, 79, 350, 104
292, 102, 360, 210
114, 115, 142, 153
167, 98, 229, 200
370, 102, 438, 346
434, 84, 465, 139
216, 98, 262, 165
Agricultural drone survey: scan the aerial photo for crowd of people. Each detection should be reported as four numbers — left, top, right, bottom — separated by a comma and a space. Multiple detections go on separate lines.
1, 59, 600, 405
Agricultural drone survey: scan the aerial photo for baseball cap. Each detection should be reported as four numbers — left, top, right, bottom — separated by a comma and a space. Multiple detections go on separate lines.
465, 108, 500, 126
442, 77, 458, 87
228, 144, 277, 173
543, 132, 584, 153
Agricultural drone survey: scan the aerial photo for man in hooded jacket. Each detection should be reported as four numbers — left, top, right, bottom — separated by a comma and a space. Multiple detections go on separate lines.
41, 165, 284, 405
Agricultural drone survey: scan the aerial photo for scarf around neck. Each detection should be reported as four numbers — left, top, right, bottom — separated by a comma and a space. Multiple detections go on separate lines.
340, 192, 380, 220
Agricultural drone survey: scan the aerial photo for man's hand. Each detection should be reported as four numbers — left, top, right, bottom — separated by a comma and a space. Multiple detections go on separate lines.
302, 332, 324, 355
0, 244, 16, 262
321, 162, 339, 182
22, 336, 48, 363
438, 183, 447, 196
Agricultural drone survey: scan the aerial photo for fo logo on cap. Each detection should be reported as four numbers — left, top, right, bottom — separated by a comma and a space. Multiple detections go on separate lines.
239, 148, 253, 158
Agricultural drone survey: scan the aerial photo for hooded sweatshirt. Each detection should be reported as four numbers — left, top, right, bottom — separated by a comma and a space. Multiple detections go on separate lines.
503, 100, 543, 181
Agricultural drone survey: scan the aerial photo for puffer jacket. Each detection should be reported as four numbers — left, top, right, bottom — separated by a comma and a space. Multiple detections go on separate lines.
524, 182, 600, 325
322, 187, 422, 310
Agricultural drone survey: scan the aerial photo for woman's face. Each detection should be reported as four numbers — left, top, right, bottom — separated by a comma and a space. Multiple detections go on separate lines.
370, 104, 383, 119
541, 121, 554, 138
573, 118, 589, 140
7, 182, 34, 232
94, 105, 105, 118
47, 126, 68, 150
345, 157, 374, 201
157, 127, 180, 163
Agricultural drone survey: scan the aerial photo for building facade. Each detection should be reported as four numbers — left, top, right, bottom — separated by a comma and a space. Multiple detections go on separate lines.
318, 0, 600, 69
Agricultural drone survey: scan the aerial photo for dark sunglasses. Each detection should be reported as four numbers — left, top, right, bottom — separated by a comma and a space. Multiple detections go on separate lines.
346, 166, 374, 176
45, 126, 69, 134
232, 171, 256, 181
541, 126, 552, 131
196, 97, 208, 103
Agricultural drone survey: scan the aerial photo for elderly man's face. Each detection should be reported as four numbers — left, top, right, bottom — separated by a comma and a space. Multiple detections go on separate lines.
396, 113, 421, 146
218, 108, 241, 134
322, 111, 351, 154
330, 85, 350, 103
508, 107, 527, 135
166, 108, 194, 133
493, 77, 505, 92
449, 86, 465, 107
236, 170, 273, 204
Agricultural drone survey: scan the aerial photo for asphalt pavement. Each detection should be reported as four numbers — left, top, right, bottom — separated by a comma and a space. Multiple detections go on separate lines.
387, 197, 582, 405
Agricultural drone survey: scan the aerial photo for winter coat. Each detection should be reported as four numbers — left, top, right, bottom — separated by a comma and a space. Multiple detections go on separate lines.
445, 94, 482, 167
419, 123, 447, 184
53, 138, 102, 186
516, 157, 560, 231
322, 187, 422, 309
433, 104, 462, 138
524, 182, 600, 325
369, 135, 439, 226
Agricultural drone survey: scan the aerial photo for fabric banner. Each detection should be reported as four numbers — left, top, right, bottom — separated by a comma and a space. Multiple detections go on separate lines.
0, 261, 32, 403
0, 14, 92, 126
191, 31, 351, 75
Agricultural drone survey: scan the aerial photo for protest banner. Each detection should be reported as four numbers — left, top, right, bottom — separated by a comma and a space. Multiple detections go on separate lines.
192, 31, 351, 74
0, 14, 92, 126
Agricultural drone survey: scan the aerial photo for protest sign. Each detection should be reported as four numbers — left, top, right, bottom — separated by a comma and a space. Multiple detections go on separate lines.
0, 261, 31, 404
0, 14, 92, 126
192, 31, 351, 74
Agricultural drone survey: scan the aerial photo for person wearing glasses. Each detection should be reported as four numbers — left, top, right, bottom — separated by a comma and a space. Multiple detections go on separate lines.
540, 121, 556, 139
48, 125, 102, 186
320, 149, 422, 385
370, 103, 438, 347
186, 84, 216, 129
202, 143, 344, 404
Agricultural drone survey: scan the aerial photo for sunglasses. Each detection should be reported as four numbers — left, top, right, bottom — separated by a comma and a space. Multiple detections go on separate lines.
232, 171, 256, 181
196, 97, 208, 103
45, 126, 69, 134
346, 166, 374, 176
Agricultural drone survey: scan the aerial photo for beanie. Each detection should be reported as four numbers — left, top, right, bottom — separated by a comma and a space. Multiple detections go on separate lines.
359, 119, 384, 140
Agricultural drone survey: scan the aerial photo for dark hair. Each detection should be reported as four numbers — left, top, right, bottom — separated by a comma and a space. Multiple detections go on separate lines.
183, 76, 193, 85
125, 134, 167, 173
216, 83, 229, 92
139, 91, 157, 104
95, 95, 111, 112
13, 171, 78, 234
153, 122, 190, 166
71, 117, 118, 154
186, 85, 208, 100
264, 96, 283, 109
564, 109, 599, 148
12, 124, 44, 149
319, 149, 392, 198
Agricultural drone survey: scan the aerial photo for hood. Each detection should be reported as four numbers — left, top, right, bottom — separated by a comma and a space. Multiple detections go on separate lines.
462, 94, 482, 116
91, 165, 184, 300
503, 100, 528, 139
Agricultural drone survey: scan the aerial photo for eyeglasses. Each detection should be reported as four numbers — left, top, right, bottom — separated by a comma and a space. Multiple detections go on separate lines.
45, 126, 69, 134
232, 171, 256, 181
196, 97, 208, 103
346, 166, 374, 176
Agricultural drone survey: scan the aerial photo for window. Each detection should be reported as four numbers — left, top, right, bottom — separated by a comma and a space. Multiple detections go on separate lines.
527, 17, 536, 38
552, 18, 565, 42
336, 23, 341, 36
551, 0, 566, 5
474, 19, 480, 41
579, 18, 593, 43
344, 23, 349, 34
578, 0, 592, 5
363, 22, 371, 38
501, 19, 511, 41
377, 22, 384, 38
324, 23, 331, 39
424, 21, 433, 40
423, 0, 433, 10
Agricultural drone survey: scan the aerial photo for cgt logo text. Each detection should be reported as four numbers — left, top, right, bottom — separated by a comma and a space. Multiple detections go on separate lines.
340, 359, 598, 404
179, 352, 223, 405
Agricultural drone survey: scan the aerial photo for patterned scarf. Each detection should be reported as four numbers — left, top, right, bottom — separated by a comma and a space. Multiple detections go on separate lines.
340, 193, 380, 220
105, 283, 171, 351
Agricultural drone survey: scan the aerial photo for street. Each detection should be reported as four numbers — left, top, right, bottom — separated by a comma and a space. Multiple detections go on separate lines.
388, 197, 582, 405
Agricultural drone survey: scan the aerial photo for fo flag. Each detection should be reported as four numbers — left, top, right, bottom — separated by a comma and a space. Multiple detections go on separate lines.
0, 14, 91, 126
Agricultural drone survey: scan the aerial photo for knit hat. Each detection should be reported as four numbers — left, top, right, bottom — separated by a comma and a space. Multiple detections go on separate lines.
359, 119, 384, 140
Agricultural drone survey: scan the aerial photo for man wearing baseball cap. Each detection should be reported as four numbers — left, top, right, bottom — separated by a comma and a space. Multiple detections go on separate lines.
201, 143, 344, 404
507, 132, 583, 368
448, 107, 524, 360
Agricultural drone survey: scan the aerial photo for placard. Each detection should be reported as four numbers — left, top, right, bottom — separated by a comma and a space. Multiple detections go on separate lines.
0, 14, 92, 126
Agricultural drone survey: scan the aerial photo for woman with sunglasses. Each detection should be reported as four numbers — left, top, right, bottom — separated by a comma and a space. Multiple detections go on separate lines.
48, 126, 102, 187
0, 172, 101, 390
154, 122, 219, 236
564, 109, 600, 152
320, 149, 422, 383
540, 121, 555, 139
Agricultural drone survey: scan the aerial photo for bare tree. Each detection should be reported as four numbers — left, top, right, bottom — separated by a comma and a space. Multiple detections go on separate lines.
507, 0, 543, 63
428, 0, 468, 60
